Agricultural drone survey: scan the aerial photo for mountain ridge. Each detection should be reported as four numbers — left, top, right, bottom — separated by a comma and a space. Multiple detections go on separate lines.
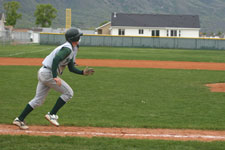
0, 0, 224, 33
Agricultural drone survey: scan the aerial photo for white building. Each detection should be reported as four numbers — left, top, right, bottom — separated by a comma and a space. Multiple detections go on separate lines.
97, 13, 200, 38
0, 13, 6, 37
0, 13, 5, 31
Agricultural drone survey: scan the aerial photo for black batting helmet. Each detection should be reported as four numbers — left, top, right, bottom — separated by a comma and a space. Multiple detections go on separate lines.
65, 28, 83, 42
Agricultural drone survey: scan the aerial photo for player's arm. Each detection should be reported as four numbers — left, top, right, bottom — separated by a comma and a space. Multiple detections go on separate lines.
68, 61, 94, 76
52, 47, 71, 86
67, 59, 83, 75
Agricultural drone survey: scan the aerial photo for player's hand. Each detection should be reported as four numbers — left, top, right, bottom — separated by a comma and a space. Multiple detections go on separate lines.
54, 78, 61, 86
83, 66, 95, 76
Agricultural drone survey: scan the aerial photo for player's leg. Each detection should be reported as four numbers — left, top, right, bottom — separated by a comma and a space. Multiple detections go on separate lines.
45, 77, 74, 126
13, 68, 51, 129
13, 81, 50, 129
14, 81, 50, 128
28, 81, 51, 109
47, 77, 74, 114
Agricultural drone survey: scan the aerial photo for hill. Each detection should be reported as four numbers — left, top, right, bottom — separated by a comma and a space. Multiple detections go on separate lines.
0, 0, 225, 33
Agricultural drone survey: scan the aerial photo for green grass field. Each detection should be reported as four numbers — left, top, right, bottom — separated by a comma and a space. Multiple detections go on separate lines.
1, 66, 225, 129
1, 44, 225, 149
1, 44, 225, 62
1, 135, 225, 150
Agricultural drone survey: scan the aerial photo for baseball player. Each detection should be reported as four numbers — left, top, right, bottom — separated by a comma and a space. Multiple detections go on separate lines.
13, 28, 94, 130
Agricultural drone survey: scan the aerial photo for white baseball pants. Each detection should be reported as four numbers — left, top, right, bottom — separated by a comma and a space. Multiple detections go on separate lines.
29, 67, 74, 109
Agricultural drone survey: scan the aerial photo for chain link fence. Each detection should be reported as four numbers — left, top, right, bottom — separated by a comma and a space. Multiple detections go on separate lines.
40, 33, 225, 50
0, 30, 11, 44
0, 30, 32, 45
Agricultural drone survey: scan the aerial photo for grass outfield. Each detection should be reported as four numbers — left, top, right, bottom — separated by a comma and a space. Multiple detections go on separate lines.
1, 135, 225, 150
1, 44, 225, 62
1, 66, 225, 130
1, 44, 225, 149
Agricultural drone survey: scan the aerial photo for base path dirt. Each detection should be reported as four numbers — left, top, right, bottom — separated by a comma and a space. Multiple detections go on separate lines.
1, 57, 225, 71
1, 124, 225, 142
206, 83, 225, 92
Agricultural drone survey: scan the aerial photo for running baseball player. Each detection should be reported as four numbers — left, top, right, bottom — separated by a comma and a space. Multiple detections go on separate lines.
13, 28, 94, 130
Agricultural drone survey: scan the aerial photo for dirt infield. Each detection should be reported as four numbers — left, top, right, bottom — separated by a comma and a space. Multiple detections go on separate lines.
1, 57, 225, 71
1, 124, 225, 142
1, 57, 225, 141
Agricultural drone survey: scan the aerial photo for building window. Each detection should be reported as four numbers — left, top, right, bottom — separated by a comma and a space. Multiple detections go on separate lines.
118, 29, 125, 35
179, 30, 181, 37
139, 29, 144, 34
167, 30, 169, 36
152, 30, 160, 36
171, 30, 177, 37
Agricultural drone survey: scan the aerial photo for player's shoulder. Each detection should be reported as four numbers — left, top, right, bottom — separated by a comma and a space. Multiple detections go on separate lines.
61, 42, 73, 50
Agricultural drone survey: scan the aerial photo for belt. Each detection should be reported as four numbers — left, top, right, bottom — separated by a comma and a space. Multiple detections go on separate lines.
43, 66, 51, 70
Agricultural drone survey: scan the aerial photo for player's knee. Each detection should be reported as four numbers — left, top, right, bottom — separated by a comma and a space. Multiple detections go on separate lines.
61, 90, 74, 102
29, 100, 44, 109
67, 90, 74, 100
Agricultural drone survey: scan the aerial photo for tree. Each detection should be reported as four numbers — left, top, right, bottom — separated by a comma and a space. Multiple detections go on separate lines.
217, 31, 222, 37
99, 21, 110, 26
3, 1, 22, 27
34, 4, 57, 27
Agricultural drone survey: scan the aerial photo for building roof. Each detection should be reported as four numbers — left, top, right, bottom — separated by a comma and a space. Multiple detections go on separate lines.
96, 22, 111, 30
111, 13, 200, 28
12, 28, 30, 32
